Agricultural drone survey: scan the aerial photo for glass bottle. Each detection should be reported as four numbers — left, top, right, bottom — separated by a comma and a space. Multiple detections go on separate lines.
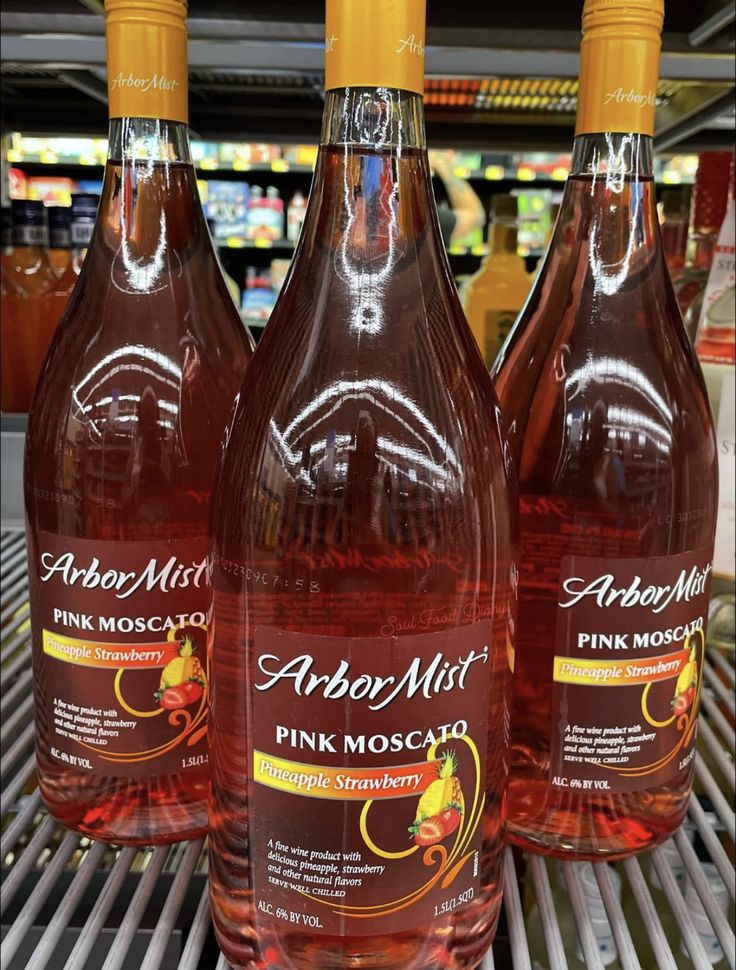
24, 0, 252, 845
47, 205, 73, 278
672, 151, 734, 342
56, 192, 99, 290
1, 199, 58, 413
493, 0, 717, 859
462, 193, 531, 368
209, 1, 516, 967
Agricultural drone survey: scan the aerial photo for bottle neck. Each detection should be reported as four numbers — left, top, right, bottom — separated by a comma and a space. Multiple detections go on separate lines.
107, 116, 193, 165
570, 132, 654, 180
488, 222, 519, 256
320, 87, 426, 151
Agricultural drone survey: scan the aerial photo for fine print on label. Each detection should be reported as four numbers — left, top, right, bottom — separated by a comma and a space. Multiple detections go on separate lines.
249, 623, 492, 937
549, 549, 712, 793
33, 533, 210, 777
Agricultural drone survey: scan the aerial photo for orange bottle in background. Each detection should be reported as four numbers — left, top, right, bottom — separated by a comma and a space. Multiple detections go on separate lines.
47, 206, 73, 278
56, 193, 99, 291
1, 200, 58, 413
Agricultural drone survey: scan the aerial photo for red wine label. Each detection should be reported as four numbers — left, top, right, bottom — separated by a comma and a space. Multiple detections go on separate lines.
248, 622, 492, 937
30, 532, 209, 777
549, 548, 713, 793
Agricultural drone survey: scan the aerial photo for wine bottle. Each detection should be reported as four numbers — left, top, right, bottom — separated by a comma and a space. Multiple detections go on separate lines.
493, 0, 717, 859
24, 0, 252, 845
209, 1, 515, 966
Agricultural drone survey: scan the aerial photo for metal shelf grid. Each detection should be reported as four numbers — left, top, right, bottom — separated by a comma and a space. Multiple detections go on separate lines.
1, 527, 734, 970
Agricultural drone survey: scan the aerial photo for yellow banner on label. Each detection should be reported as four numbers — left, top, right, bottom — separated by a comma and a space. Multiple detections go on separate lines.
253, 750, 439, 801
43, 629, 176, 669
553, 649, 688, 687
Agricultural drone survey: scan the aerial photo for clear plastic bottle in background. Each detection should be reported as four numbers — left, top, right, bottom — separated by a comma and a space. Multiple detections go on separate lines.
672, 151, 734, 341
526, 863, 623, 969
675, 865, 734, 969
694, 195, 736, 655
622, 834, 693, 967
493, 0, 717, 859
47, 205, 73, 278
1, 199, 58, 413
209, 0, 515, 966
205, 216, 242, 308
462, 193, 531, 368
265, 185, 285, 239
24, 0, 252, 845
660, 186, 691, 276
286, 190, 307, 242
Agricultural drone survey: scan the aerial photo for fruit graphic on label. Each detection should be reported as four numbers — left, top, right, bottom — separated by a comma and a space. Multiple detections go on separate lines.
671, 644, 699, 716
154, 636, 206, 710
409, 751, 465, 847
412, 818, 446, 847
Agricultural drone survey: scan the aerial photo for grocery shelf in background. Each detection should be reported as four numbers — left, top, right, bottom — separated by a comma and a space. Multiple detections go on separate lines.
0, 1, 734, 150
1, 528, 734, 969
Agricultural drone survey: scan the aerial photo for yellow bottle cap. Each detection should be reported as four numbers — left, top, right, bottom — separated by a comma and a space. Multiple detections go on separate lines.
105, 0, 189, 124
325, 0, 426, 95
576, 0, 663, 137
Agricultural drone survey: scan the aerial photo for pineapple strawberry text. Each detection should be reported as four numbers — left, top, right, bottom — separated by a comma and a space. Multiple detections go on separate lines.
39, 552, 207, 601
110, 72, 180, 93
559, 564, 711, 615
255, 648, 489, 713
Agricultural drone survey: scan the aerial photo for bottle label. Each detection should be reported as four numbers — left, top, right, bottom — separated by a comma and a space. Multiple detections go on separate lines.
484, 309, 517, 366
30, 532, 209, 776
71, 223, 94, 247
14, 225, 47, 247
106, 4, 188, 124
325, 0, 425, 95
50, 227, 71, 249
548, 548, 712, 793
248, 622, 492, 936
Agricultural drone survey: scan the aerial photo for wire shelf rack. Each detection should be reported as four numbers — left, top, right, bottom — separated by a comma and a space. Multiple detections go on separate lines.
1, 528, 734, 970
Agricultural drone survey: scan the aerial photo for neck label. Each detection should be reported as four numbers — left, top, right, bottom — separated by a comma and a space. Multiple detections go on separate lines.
325, 0, 426, 94
576, 29, 660, 136
106, 10, 188, 123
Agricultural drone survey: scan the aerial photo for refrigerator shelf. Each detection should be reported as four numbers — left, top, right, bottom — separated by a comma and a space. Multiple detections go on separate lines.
1, 527, 734, 970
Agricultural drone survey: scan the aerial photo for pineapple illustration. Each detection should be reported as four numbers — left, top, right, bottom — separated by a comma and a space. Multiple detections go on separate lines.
671, 643, 699, 715
159, 636, 206, 691
416, 751, 462, 819
408, 750, 465, 846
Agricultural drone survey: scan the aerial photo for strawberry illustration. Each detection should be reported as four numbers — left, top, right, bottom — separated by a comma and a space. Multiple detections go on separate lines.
439, 805, 462, 837
410, 817, 445, 847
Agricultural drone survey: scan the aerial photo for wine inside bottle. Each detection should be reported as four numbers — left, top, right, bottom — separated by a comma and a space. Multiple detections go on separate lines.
24, 0, 252, 845
209, 1, 515, 967
493, 0, 718, 859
